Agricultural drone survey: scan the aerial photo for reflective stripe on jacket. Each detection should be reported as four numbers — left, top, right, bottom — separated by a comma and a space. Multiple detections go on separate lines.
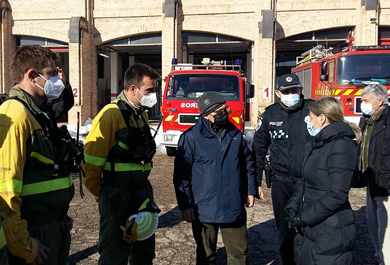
0, 86, 74, 263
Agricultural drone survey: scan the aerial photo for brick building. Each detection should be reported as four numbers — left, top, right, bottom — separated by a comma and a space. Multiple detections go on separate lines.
0, 0, 389, 125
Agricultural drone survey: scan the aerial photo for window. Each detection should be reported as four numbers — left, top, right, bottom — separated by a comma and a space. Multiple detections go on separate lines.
105, 34, 162, 46
337, 54, 390, 86
16, 36, 68, 47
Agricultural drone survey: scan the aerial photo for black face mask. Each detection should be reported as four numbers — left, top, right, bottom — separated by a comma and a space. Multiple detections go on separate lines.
213, 109, 229, 128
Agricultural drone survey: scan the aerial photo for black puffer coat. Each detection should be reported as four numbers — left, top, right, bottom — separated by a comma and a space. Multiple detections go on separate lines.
285, 122, 357, 265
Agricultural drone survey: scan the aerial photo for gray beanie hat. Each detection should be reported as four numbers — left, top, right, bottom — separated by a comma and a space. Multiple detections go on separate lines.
198, 92, 226, 115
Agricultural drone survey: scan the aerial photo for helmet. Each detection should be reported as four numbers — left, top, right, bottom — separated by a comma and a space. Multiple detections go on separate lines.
128, 212, 159, 241
127, 198, 159, 241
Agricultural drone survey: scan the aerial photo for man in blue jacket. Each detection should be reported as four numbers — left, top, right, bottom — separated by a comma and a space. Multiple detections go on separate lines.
173, 91, 256, 265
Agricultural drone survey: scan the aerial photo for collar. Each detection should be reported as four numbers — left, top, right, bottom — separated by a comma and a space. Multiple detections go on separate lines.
117, 90, 144, 114
199, 115, 227, 138
9, 86, 47, 116
312, 122, 355, 148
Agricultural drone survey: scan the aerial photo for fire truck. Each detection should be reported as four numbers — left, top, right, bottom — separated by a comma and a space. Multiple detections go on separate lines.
291, 44, 390, 124
160, 58, 255, 156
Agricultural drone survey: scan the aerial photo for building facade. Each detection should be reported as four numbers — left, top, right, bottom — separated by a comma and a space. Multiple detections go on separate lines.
0, 0, 389, 125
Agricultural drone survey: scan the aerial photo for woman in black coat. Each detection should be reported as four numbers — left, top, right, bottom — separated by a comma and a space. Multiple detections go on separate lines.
285, 97, 361, 265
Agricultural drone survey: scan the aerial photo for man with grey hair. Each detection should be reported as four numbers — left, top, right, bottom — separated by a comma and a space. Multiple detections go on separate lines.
359, 84, 390, 265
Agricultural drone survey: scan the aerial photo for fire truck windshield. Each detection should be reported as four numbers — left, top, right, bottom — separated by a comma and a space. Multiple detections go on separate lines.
337, 54, 390, 86
165, 74, 240, 101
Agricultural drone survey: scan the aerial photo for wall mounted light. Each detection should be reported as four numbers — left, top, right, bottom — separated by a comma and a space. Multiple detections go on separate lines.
98, 53, 109, 58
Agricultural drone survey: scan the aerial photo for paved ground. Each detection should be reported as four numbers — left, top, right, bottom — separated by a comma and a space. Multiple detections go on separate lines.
68, 155, 377, 265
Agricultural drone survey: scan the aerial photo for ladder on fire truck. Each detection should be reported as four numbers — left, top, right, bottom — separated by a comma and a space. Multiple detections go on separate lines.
296, 45, 334, 66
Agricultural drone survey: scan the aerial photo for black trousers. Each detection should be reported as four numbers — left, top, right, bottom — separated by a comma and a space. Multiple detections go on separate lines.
192, 218, 248, 265
7, 218, 70, 265
271, 175, 299, 265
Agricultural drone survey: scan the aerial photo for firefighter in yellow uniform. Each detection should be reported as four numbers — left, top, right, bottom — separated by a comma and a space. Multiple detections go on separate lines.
83, 63, 160, 265
0, 45, 74, 265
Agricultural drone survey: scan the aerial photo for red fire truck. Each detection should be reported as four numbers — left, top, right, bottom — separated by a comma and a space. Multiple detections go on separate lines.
161, 58, 254, 156
291, 45, 390, 124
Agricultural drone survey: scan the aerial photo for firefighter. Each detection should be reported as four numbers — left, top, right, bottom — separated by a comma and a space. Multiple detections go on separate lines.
252, 73, 313, 265
82, 63, 160, 265
0, 45, 75, 265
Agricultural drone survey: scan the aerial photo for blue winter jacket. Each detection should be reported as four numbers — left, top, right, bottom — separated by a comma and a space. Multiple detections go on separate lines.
173, 116, 256, 223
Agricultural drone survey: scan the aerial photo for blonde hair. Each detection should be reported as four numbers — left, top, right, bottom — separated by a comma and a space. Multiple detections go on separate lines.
309, 97, 362, 143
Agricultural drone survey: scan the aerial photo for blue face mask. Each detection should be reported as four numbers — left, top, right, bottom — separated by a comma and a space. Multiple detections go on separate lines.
307, 121, 321, 137
280, 93, 300, 107
360, 101, 377, 116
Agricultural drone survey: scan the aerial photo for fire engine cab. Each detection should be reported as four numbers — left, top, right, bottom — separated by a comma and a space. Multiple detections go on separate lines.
161, 58, 255, 156
291, 44, 390, 124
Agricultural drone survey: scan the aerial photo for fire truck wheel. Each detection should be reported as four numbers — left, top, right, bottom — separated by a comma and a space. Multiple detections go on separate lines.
166, 147, 177, 157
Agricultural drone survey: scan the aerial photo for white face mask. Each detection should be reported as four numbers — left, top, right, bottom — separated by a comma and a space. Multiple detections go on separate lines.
361, 100, 379, 116
136, 88, 157, 108
280, 93, 300, 107
35, 72, 65, 100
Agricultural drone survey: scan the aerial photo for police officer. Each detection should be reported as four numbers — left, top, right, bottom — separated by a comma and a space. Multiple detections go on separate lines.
0, 45, 74, 265
253, 73, 313, 265
82, 63, 160, 265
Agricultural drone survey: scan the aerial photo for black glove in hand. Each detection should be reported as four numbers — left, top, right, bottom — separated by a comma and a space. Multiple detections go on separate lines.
285, 213, 305, 234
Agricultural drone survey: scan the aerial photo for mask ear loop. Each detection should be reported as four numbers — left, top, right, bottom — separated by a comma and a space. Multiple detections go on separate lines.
31, 71, 46, 91
134, 87, 143, 103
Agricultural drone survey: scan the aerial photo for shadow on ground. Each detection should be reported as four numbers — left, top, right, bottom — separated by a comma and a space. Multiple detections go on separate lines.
68, 245, 98, 265
67, 207, 377, 265
213, 219, 280, 265
158, 205, 182, 228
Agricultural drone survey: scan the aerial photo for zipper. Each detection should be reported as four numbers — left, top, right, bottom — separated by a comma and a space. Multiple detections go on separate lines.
16, 235, 32, 252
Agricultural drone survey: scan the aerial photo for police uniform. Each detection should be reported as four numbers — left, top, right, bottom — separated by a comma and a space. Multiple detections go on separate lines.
83, 90, 156, 265
0, 86, 74, 265
253, 74, 313, 265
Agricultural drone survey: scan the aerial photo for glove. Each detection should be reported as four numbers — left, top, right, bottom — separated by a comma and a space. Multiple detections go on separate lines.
285, 212, 305, 234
